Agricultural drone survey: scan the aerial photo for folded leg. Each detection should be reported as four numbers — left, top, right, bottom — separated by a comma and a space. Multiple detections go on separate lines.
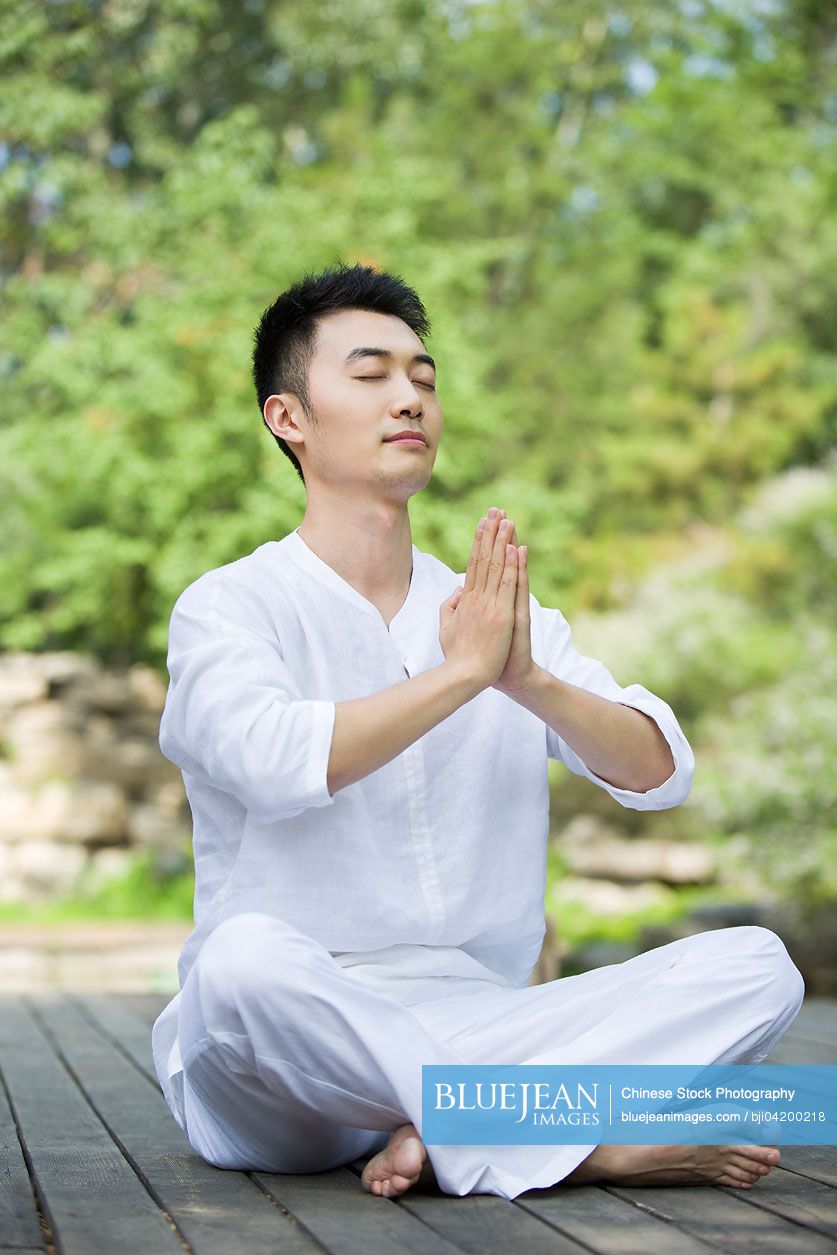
174, 911, 596, 1195
175, 917, 804, 1201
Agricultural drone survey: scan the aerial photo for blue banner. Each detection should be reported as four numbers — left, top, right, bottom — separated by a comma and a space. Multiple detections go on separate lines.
422, 1064, 837, 1145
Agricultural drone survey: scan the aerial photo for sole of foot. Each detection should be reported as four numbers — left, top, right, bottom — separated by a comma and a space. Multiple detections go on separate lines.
361, 1124, 437, 1198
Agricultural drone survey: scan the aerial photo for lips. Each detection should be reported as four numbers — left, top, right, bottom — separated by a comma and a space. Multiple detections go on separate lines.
385, 432, 428, 445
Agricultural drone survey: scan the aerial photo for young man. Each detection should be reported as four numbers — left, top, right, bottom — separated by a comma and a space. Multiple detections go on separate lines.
152, 262, 803, 1200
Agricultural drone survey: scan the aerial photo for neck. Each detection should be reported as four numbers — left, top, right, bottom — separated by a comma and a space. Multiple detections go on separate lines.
296, 498, 413, 606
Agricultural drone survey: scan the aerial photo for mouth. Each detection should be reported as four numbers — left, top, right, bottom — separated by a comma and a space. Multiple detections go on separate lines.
384, 435, 429, 446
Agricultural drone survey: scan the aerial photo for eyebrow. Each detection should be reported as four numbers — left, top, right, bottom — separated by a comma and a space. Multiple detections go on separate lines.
343, 347, 436, 371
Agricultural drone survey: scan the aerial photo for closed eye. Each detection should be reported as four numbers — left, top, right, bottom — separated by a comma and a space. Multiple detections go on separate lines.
356, 376, 436, 389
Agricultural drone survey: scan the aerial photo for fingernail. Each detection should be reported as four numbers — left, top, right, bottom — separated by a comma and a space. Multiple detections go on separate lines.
477, 517, 485, 531
488, 507, 498, 518
500, 520, 510, 531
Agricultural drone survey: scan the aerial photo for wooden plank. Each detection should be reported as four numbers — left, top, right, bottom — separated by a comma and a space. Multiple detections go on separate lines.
794, 1000, 837, 1028
114, 993, 174, 1030
763, 1040, 837, 1064
73, 992, 159, 1081
390, 1187, 594, 1254
252, 1168, 468, 1255
0, 1047, 45, 1252
347, 1140, 636, 1254
778, 1145, 837, 1189
65, 989, 837, 1254
603, 1180, 837, 1253
33, 994, 320, 1255
0, 996, 182, 1255
78, 992, 470, 1254
715, 1166, 837, 1240
515, 1184, 720, 1253
774, 1031, 837, 1061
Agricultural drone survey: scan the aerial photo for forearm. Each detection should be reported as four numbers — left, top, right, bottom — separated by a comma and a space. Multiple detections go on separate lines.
327, 660, 484, 795
510, 664, 675, 792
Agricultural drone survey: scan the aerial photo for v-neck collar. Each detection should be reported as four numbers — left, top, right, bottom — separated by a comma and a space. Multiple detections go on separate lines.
277, 527, 427, 639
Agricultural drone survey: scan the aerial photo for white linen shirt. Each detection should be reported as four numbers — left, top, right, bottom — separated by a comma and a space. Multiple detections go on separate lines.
151, 527, 695, 1120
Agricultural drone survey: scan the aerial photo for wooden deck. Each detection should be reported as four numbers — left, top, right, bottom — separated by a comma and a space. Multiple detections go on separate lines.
1, 993, 835, 1255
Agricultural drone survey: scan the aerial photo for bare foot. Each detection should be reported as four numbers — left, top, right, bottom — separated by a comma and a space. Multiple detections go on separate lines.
564, 1143, 781, 1189
361, 1123, 437, 1198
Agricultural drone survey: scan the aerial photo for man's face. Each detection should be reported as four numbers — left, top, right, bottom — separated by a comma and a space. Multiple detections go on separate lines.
268, 308, 443, 500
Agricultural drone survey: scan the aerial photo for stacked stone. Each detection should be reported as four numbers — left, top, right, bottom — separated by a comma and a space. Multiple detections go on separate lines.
0, 652, 189, 902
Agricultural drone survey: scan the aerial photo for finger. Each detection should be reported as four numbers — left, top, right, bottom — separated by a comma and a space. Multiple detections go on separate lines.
487, 517, 513, 595
463, 519, 485, 594
503, 518, 527, 606
513, 545, 527, 618
519, 545, 529, 615
476, 510, 503, 591
499, 541, 518, 600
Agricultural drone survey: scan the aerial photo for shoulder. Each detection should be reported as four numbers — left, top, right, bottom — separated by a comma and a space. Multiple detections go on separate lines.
169, 541, 287, 624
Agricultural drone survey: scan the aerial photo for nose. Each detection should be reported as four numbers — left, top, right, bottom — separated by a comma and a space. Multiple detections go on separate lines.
393, 385, 423, 418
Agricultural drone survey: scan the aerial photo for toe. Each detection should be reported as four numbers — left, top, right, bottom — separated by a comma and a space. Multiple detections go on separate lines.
719, 1174, 753, 1189
723, 1164, 759, 1185
732, 1154, 769, 1177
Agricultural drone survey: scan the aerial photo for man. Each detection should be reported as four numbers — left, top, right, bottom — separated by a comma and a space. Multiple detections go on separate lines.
152, 261, 803, 1200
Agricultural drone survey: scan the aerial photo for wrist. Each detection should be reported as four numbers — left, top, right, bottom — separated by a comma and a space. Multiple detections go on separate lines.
497, 663, 548, 705
441, 658, 489, 700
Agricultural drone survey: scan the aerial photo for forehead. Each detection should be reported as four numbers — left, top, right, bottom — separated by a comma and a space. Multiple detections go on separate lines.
313, 308, 425, 363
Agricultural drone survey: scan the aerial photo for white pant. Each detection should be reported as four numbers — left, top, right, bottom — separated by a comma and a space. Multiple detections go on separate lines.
173, 914, 804, 1200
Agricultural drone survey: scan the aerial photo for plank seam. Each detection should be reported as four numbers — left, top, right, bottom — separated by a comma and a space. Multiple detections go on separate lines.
515, 1192, 721, 1254
245, 1172, 342, 1254
0, 1050, 57, 1255
23, 996, 192, 1255
710, 1176, 837, 1237
68, 994, 160, 1088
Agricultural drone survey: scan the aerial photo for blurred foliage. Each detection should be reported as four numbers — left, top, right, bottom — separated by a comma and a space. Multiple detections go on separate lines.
1, 0, 835, 914
2, 0, 836, 662
563, 462, 837, 903
0, 846, 196, 924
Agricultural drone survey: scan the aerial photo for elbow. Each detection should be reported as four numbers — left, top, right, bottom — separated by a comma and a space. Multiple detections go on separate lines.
648, 748, 695, 811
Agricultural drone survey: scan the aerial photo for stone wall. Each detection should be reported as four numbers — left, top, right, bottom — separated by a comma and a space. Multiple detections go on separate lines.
0, 652, 190, 902
0, 650, 722, 914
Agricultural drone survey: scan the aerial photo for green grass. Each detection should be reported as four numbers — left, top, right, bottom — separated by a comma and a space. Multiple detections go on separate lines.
0, 849, 195, 925
0, 845, 766, 948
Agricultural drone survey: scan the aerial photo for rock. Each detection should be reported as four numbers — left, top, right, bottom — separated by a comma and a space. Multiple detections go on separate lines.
550, 876, 675, 917
35, 652, 98, 687
126, 802, 189, 850
71, 671, 135, 715
81, 736, 169, 794
10, 841, 87, 897
0, 650, 189, 901
5, 702, 86, 782
127, 663, 168, 711
562, 941, 641, 975
0, 656, 49, 707
561, 827, 716, 885
0, 780, 127, 846
87, 847, 134, 885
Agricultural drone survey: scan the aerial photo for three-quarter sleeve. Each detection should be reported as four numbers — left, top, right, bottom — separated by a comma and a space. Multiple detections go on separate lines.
534, 600, 695, 811
158, 577, 337, 825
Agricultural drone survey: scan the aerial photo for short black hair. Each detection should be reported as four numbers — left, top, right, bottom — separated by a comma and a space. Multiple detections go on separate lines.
251, 260, 431, 484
